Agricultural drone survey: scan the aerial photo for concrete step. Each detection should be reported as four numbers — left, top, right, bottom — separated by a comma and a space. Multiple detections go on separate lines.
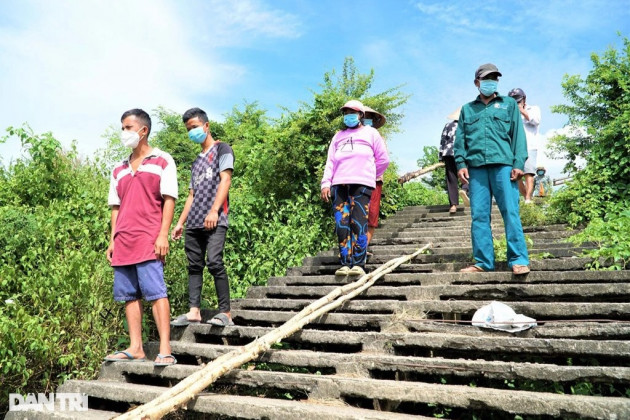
375, 230, 579, 242
4, 407, 118, 420
160, 342, 630, 386
374, 223, 566, 236
90, 363, 630, 419
382, 222, 570, 231
306, 246, 592, 265
180, 324, 630, 362
245, 282, 630, 303
231, 298, 630, 322
365, 241, 595, 254
287, 257, 603, 276
58, 380, 422, 419
224, 309, 630, 339
269, 270, 630, 287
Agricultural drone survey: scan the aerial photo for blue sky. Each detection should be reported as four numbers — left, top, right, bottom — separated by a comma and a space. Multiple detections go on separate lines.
0, 0, 628, 181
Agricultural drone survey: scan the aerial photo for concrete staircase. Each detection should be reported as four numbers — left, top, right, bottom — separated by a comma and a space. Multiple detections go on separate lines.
22, 205, 630, 419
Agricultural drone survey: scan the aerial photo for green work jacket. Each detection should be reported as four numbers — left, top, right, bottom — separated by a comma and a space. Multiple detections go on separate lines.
454, 94, 528, 171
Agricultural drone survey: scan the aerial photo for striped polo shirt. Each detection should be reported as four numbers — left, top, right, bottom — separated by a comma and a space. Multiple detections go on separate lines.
108, 148, 178, 266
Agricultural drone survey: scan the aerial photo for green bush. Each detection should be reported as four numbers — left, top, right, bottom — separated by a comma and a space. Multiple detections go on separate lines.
519, 200, 564, 227
0, 127, 125, 411
397, 181, 448, 207
548, 36, 630, 226
569, 205, 630, 270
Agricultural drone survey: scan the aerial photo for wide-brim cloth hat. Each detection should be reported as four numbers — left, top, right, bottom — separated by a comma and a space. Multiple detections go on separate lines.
475, 63, 502, 80
447, 106, 462, 121
363, 106, 387, 129
340, 99, 365, 115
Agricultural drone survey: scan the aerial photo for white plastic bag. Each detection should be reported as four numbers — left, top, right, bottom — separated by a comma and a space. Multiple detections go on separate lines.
471, 301, 537, 332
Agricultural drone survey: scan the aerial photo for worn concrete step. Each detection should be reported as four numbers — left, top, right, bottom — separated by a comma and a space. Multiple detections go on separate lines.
287, 257, 599, 276
59, 380, 420, 420
269, 270, 630, 287
231, 298, 630, 323
180, 324, 630, 362
92, 363, 630, 419
4, 407, 119, 420
225, 309, 630, 339
365, 241, 594, 254
381, 230, 579, 241
306, 246, 591, 266
157, 342, 630, 386
383, 221, 569, 230
376, 225, 572, 237
245, 283, 630, 303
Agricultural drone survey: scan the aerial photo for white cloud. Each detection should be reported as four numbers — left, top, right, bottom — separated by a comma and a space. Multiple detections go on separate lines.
538, 126, 587, 181
0, 0, 301, 164
201, 0, 302, 46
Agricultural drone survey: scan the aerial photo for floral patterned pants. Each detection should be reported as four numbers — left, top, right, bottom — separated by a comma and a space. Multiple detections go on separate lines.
331, 184, 373, 268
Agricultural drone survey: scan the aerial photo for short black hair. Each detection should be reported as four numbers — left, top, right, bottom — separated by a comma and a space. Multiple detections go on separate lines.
182, 107, 209, 124
121, 108, 152, 136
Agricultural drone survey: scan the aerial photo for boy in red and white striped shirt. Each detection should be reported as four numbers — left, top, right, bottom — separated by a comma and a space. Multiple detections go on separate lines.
104, 108, 178, 366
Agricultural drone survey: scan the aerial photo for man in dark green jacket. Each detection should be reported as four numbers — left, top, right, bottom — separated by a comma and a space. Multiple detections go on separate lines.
454, 63, 530, 275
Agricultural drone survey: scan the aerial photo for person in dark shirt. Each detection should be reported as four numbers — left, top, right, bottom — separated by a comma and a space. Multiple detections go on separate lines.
171, 107, 235, 327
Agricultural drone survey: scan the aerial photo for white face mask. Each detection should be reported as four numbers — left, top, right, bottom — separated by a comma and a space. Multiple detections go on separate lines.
120, 127, 144, 148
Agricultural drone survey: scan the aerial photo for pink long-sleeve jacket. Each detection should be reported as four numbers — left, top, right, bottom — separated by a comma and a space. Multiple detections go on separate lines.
321, 125, 390, 189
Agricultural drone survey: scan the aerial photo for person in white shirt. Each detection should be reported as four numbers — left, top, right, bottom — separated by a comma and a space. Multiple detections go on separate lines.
508, 88, 541, 204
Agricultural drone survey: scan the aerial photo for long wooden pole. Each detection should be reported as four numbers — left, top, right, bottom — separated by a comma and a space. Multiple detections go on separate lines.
115, 243, 432, 420
397, 162, 445, 184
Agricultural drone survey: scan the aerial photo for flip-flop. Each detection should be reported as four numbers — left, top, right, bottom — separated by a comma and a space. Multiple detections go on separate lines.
170, 314, 201, 327
460, 265, 485, 273
154, 353, 177, 367
103, 351, 146, 363
207, 313, 234, 327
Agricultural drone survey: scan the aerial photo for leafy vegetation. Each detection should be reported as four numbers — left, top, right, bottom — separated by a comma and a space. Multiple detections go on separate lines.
0, 127, 121, 411
546, 35, 630, 268
547, 36, 630, 226
416, 145, 445, 189
569, 208, 630, 270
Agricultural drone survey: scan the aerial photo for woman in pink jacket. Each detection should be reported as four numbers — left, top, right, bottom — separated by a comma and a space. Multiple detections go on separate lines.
320, 100, 390, 277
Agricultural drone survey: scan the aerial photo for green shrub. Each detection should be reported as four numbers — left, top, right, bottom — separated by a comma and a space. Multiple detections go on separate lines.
569, 205, 630, 270
519, 200, 564, 227
397, 181, 448, 207
0, 129, 125, 411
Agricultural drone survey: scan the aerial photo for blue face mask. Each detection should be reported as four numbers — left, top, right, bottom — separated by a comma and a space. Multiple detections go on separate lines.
363, 118, 373, 127
188, 126, 207, 144
479, 80, 498, 96
344, 113, 360, 128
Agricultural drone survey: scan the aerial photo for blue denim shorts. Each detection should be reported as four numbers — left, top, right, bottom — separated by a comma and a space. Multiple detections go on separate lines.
113, 260, 167, 302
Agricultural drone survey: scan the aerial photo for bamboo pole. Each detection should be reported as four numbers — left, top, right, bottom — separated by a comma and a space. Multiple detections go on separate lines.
397, 162, 445, 184
115, 243, 432, 420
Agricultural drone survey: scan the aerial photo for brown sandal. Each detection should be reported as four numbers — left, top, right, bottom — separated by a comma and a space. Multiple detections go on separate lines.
460, 265, 485, 273
512, 265, 530, 275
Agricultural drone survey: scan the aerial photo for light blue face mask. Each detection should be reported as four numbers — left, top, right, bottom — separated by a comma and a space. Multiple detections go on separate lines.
363, 118, 373, 127
344, 113, 360, 128
479, 80, 498, 96
188, 126, 207, 144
